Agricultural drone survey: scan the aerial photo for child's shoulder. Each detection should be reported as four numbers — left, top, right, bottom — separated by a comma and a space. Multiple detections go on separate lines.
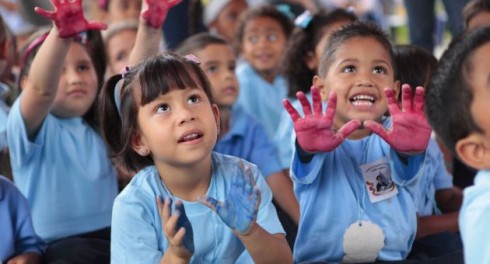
0, 175, 20, 201
117, 166, 160, 200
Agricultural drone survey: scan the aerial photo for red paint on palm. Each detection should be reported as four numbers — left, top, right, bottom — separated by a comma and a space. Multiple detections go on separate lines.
141, 0, 182, 28
35, 0, 107, 38
283, 86, 361, 153
364, 84, 432, 153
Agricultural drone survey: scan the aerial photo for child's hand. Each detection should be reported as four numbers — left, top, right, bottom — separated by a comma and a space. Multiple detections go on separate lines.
364, 85, 432, 153
283, 86, 361, 153
199, 162, 260, 235
157, 197, 194, 259
35, 0, 107, 38
141, 0, 182, 28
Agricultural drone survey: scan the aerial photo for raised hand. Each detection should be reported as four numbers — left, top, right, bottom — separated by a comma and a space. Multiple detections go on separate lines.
364, 84, 432, 153
157, 197, 194, 258
141, 0, 182, 28
199, 162, 260, 235
35, 0, 107, 38
283, 86, 361, 153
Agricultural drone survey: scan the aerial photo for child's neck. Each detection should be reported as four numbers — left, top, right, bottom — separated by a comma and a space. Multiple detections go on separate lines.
156, 154, 213, 201
257, 69, 277, 84
218, 105, 232, 139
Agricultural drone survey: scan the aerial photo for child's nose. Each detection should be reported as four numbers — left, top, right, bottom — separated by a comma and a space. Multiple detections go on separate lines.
177, 106, 196, 125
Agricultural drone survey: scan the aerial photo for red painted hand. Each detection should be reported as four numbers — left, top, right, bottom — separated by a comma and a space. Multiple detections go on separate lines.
283, 86, 361, 153
364, 84, 432, 153
141, 0, 182, 28
35, 0, 107, 38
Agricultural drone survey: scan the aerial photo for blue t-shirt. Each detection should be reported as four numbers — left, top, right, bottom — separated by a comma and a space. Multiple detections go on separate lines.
214, 105, 282, 178
459, 169, 490, 264
111, 152, 285, 264
236, 62, 288, 139
413, 138, 453, 216
291, 126, 423, 262
0, 175, 46, 262
7, 98, 118, 242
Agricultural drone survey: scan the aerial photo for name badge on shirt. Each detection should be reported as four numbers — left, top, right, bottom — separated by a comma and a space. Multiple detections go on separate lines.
343, 220, 385, 263
360, 157, 398, 203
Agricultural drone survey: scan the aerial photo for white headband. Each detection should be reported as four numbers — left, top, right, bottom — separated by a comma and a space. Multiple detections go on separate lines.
203, 0, 232, 26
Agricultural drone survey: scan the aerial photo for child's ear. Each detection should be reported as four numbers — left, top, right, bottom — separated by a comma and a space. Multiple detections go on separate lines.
131, 131, 150, 156
212, 104, 221, 135
304, 51, 317, 70
313, 75, 328, 100
455, 133, 490, 170
393, 80, 401, 100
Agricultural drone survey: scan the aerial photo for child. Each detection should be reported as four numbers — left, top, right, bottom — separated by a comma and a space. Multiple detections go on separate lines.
100, 51, 292, 263
235, 4, 293, 138
98, 0, 142, 23
0, 175, 46, 264
7, 1, 117, 262
284, 22, 432, 262
0, 175, 46, 263
175, 32, 300, 247
202, 0, 248, 44
275, 8, 357, 170
425, 26, 490, 264
394, 44, 463, 258
103, 20, 138, 76
463, 0, 490, 31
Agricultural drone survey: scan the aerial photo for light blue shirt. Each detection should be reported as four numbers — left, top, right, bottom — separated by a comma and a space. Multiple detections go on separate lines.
291, 125, 423, 263
459, 170, 490, 264
7, 97, 118, 242
0, 175, 46, 262
236, 62, 288, 139
111, 152, 284, 264
214, 105, 282, 178
413, 139, 453, 216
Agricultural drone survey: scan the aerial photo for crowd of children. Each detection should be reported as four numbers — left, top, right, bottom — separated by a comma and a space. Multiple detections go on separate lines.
1, 0, 490, 263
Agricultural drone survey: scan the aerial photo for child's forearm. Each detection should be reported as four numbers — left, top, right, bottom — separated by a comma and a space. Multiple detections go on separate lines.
21, 27, 71, 136
128, 19, 163, 66
237, 223, 293, 263
160, 252, 191, 264
416, 212, 459, 239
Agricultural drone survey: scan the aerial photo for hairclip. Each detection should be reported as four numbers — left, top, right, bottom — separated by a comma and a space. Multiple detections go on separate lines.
295, 10, 313, 29
184, 54, 201, 65
120, 65, 132, 79
276, 4, 295, 20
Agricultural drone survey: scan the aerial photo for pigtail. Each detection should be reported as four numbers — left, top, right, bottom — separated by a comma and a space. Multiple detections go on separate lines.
98, 74, 125, 162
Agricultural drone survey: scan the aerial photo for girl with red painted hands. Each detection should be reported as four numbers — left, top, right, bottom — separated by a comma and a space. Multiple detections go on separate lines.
6, 0, 117, 263
283, 22, 432, 263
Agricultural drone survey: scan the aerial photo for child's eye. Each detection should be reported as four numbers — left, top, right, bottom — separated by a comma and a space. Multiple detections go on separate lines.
342, 65, 356, 73
156, 104, 170, 113
77, 64, 90, 72
267, 34, 278, 42
228, 62, 236, 72
248, 35, 259, 44
205, 65, 218, 74
187, 95, 201, 105
373, 66, 387, 74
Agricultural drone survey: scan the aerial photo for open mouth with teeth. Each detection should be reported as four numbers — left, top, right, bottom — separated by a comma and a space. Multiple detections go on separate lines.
349, 94, 376, 106
178, 132, 203, 143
